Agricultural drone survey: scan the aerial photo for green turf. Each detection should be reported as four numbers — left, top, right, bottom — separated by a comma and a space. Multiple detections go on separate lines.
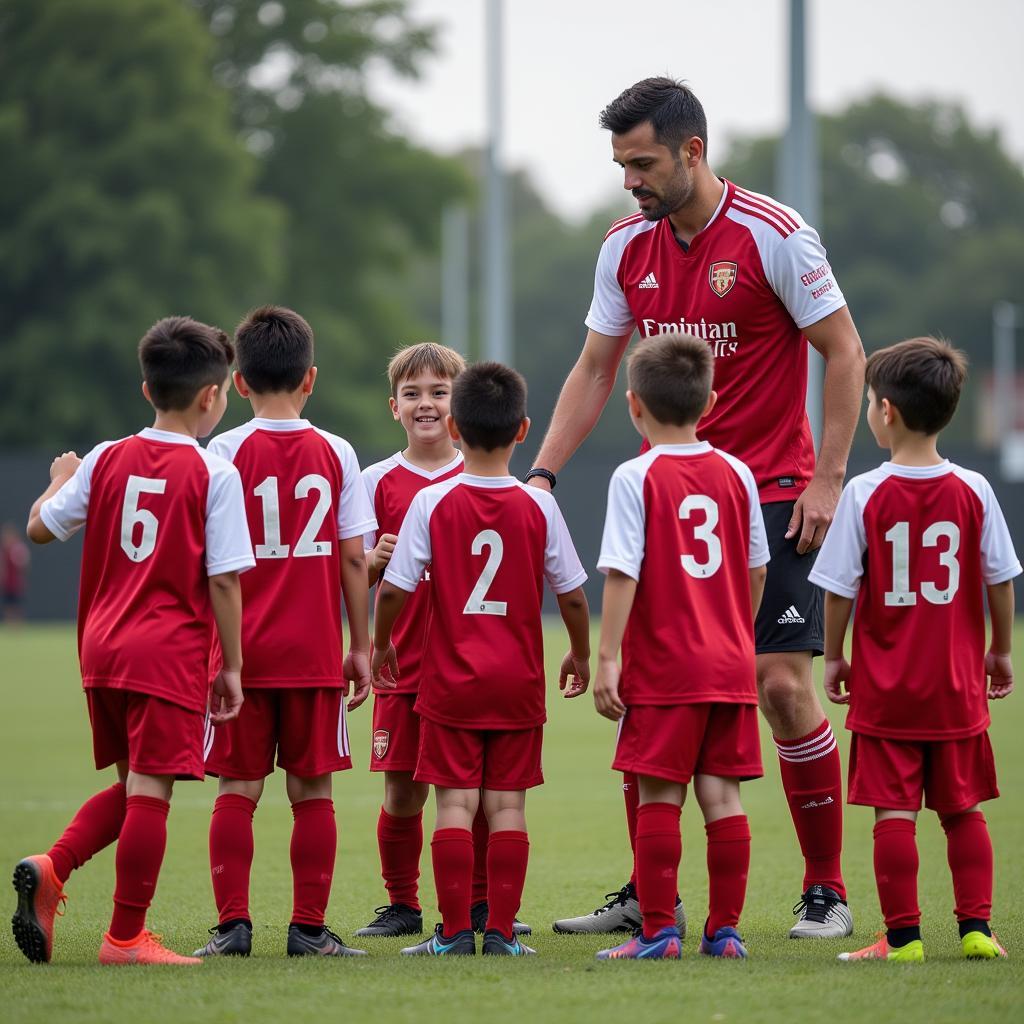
1, 623, 1021, 1023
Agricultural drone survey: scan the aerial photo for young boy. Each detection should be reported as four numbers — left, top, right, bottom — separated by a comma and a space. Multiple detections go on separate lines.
592, 334, 769, 961
12, 316, 254, 965
196, 306, 377, 958
371, 362, 591, 956
810, 337, 1020, 963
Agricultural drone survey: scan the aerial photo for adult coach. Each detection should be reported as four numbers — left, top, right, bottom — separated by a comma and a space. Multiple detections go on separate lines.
530, 79, 865, 938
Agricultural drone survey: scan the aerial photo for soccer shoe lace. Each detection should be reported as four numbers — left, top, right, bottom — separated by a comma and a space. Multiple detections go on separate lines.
99, 930, 202, 965
11, 855, 68, 964
595, 884, 635, 915
287, 924, 368, 957
789, 884, 853, 938
355, 904, 423, 938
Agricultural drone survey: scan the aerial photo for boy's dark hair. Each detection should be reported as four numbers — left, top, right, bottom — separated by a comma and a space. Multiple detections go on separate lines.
451, 362, 527, 452
138, 316, 233, 411
234, 305, 314, 394
628, 333, 713, 426
387, 342, 467, 397
599, 77, 708, 156
866, 336, 968, 434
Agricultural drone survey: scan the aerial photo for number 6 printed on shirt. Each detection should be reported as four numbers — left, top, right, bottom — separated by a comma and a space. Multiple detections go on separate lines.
120, 475, 166, 562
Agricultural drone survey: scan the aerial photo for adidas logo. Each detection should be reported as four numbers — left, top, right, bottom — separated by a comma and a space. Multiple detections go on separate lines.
777, 604, 805, 624
638, 272, 659, 289
800, 796, 834, 809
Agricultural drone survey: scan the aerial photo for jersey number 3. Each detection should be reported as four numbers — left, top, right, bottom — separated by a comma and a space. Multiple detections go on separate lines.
679, 494, 722, 578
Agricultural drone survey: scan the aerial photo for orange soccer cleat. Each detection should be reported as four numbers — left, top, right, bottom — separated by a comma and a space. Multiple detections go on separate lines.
99, 930, 203, 966
838, 932, 924, 963
11, 854, 67, 963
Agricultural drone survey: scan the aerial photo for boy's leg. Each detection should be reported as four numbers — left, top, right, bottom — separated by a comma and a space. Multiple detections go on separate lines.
209, 778, 263, 927
48, 775, 128, 884
378, 770, 429, 911
431, 787, 479, 936
471, 801, 490, 906
940, 806, 1001, 953
286, 772, 335, 931
623, 771, 640, 885
635, 776, 684, 940
694, 775, 751, 939
481, 788, 528, 939
872, 810, 921, 943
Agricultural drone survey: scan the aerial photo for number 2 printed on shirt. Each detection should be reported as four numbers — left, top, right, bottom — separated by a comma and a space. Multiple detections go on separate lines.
464, 529, 508, 616
253, 474, 333, 560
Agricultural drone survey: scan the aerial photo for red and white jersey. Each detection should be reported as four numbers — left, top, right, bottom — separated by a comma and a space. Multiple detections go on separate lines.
599, 442, 769, 706
810, 462, 1022, 740
40, 428, 255, 712
384, 475, 587, 730
207, 418, 377, 688
362, 450, 464, 695
586, 180, 847, 502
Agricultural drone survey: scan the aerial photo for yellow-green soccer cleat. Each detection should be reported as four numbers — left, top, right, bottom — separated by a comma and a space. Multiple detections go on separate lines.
961, 931, 1007, 959
837, 933, 924, 962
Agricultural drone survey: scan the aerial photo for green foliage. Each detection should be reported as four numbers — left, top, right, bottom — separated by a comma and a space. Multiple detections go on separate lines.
0, 0, 283, 447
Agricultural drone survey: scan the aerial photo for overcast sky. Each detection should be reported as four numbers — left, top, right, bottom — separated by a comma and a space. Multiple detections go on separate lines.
368, 0, 1024, 222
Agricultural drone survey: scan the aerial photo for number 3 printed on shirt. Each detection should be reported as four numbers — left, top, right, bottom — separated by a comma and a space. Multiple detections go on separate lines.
679, 494, 722, 578
464, 529, 508, 616
121, 475, 167, 562
253, 474, 334, 559
884, 520, 960, 606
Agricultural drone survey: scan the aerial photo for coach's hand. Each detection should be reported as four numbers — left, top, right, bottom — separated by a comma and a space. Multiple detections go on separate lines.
786, 475, 841, 554
210, 667, 244, 724
823, 657, 851, 705
559, 651, 590, 698
344, 649, 373, 710
593, 659, 625, 721
986, 650, 1014, 699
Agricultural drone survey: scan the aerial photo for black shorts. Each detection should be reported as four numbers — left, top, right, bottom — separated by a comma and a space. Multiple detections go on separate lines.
754, 501, 823, 656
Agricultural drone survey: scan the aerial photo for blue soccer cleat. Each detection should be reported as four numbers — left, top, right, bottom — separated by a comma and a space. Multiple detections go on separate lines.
481, 928, 536, 956
596, 926, 682, 960
699, 924, 748, 958
401, 923, 475, 956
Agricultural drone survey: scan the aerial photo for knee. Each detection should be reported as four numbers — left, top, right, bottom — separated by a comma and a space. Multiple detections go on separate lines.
758, 671, 805, 721
385, 775, 428, 816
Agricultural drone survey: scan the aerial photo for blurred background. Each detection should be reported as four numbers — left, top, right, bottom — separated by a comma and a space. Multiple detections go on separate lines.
1, 0, 1022, 618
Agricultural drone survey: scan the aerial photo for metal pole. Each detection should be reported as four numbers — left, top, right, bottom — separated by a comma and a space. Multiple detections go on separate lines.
482, 0, 510, 364
442, 203, 470, 356
993, 301, 1018, 437
777, 0, 824, 445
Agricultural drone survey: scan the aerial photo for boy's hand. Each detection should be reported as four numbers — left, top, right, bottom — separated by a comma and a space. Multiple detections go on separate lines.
343, 649, 373, 710
559, 651, 590, 698
209, 668, 244, 724
986, 650, 1014, 699
823, 657, 852, 704
593, 659, 626, 721
369, 533, 398, 574
50, 451, 81, 482
370, 643, 399, 688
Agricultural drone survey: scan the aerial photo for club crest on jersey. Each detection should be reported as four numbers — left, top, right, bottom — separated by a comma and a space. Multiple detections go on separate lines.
373, 730, 390, 759
709, 261, 737, 297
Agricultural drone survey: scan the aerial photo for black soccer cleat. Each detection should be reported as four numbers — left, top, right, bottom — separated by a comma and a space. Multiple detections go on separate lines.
482, 928, 536, 956
192, 920, 252, 957
470, 900, 532, 936
401, 923, 476, 956
354, 903, 423, 938
287, 924, 368, 957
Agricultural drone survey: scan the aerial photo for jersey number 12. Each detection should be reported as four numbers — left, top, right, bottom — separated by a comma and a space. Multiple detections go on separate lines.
253, 475, 334, 559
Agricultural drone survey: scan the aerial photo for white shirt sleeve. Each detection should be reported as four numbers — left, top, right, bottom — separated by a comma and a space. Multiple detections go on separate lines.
202, 456, 256, 576
975, 478, 1022, 585
597, 465, 647, 580
39, 441, 117, 542
316, 431, 377, 541
763, 224, 847, 331
584, 234, 637, 337
383, 491, 432, 592
541, 495, 588, 594
716, 450, 770, 568
360, 465, 382, 553
808, 481, 867, 598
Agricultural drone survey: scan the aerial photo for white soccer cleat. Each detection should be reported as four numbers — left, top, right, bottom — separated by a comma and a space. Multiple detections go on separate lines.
789, 885, 853, 939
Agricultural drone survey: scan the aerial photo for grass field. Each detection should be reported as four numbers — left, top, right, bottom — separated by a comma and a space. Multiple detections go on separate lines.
1, 623, 1021, 1024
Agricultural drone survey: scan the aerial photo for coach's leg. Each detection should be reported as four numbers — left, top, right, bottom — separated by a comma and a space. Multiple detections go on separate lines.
759, 651, 847, 909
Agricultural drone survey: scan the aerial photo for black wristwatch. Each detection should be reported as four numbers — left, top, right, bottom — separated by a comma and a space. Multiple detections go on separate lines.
524, 467, 557, 489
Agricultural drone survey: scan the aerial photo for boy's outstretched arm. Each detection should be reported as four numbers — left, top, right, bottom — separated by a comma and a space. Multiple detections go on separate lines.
339, 536, 373, 709
371, 580, 411, 685
986, 580, 1015, 699
26, 452, 81, 543
593, 570, 637, 721
556, 586, 591, 698
209, 571, 244, 724
822, 591, 854, 704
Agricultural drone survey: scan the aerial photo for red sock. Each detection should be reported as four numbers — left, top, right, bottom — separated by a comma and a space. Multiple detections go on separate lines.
377, 808, 422, 911
941, 811, 993, 923
48, 782, 126, 883
485, 831, 529, 937
209, 794, 257, 924
431, 828, 473, 935
290, 799, 336, 927
706, 815, 751, 935
636, 802, 681, 940
109, 795, 169, 940
471, 803, 489, 905
873, 818, 920, 930
623, 773, 639, 886
774, 719, 846, 898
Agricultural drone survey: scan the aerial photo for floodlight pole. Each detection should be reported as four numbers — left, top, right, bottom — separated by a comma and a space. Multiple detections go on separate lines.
993, 301, 1018, 437
442, 203, 470, 355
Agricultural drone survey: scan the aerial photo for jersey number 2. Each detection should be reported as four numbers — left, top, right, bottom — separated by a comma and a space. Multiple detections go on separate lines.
884, 520, 960, 606
121, 475, 166, 562
463, 529, 507, 616
253, 475, 333, 559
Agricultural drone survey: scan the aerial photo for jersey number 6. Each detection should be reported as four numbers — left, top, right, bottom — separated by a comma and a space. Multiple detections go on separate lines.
121, 475, 167, 562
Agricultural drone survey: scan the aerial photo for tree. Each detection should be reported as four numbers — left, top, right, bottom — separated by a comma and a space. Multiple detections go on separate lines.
0, 0, 282, 447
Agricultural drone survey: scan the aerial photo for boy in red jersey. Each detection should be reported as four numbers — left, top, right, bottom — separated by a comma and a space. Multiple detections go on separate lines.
371, 362, 590, 956
12, 317, 254, 965
593, 334, 768, 961
811, 337, 1020, 963
196, 306, 376, 958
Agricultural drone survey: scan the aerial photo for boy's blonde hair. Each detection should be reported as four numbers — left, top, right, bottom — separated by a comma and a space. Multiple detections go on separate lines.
387, 342, 466, 396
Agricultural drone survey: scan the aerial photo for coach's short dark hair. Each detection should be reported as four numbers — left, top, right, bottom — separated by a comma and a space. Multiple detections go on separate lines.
628, 333, 713, 426
866, 336, 967, 435
138, 316, 233, 411
599, 77, 708, 156
451, 362, 527, 451
234, 305, 314, 394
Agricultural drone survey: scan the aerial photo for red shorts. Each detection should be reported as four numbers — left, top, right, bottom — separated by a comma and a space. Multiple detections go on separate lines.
414, 719, 544, 791
848, 731, 998, 815
613, 703, 763, 785
86, 689, 205, 780
205, 688, 351, 781
370, 693, 421, 772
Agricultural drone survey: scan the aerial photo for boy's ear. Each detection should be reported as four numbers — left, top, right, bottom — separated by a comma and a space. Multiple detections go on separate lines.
702, 389, 717, 418
302, 366, 317, 395
141, 380, 152, 404
881, 397, 896, 426
626, 389, 644, 421
233, 370, 251, 399
198, 382, 219, 411
389, 396, 400, 421
446, 413, 461, 442
515, 417, 531, 443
